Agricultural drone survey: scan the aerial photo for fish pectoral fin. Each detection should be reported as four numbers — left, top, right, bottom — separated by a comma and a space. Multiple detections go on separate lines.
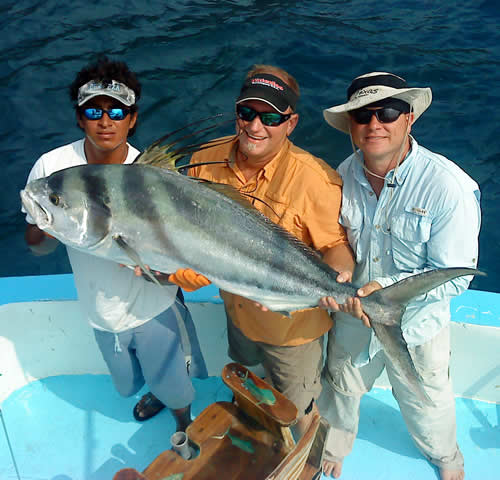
112, 235, 162, 287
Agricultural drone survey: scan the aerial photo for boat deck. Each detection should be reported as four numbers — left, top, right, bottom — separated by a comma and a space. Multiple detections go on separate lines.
1, 374, 498, 479
1, 275, 499, 479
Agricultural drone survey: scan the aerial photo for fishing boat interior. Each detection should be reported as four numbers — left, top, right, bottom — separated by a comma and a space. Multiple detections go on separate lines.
113, 363, 327, 480
0, 274, 498, 479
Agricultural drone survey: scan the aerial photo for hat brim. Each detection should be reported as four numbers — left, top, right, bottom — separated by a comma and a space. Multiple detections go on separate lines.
78, 91, 135, 107
323, 86, 432, 134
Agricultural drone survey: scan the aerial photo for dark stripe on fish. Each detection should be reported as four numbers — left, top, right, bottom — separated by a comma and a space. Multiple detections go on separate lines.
81, 169, 111, 207
47, 169, 65, 195
122, 166, 181, 262
123, 166, 162, 222
80, 168, 112, 237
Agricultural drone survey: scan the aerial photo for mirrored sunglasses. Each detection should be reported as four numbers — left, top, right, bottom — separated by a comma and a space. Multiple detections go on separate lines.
349, 107, 403, 124
82, 107, 130, 121
236, 105, 291, 127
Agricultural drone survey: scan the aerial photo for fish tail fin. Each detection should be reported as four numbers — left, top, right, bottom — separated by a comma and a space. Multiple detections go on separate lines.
134, 114, 236, 170
371, 322, 434, 404
363, 267, 484, 405
371, 267, 485, 312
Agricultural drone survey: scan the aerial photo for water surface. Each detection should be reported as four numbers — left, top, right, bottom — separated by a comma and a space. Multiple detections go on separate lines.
1, 1, 498, 292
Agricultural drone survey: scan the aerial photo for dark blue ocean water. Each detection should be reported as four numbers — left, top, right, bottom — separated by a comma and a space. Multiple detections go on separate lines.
1, 1, 498, 293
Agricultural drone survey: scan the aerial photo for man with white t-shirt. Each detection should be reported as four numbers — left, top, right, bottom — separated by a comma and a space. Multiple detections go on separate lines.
23, 56, 207, 430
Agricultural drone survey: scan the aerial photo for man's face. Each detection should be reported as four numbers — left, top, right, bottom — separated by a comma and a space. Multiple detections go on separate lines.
77, 95, 137, 155
349, 107, 413, 161
236, 100, 298, 163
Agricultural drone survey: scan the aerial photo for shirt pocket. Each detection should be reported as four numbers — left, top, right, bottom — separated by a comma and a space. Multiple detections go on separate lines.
340, 204, 364, 263
390, 209, 431, 270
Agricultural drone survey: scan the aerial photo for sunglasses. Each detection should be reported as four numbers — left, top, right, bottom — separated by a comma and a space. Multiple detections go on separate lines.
82, 107, 131, 121
349, 107, 404, 124
236, 105, 292, 127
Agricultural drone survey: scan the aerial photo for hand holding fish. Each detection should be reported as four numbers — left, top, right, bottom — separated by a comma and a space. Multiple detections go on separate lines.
167, 268, 212, 292
319, 273, 380, 328
129, 265, 211, 291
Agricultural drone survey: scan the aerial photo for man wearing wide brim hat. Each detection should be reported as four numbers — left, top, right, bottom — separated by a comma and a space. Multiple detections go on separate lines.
318, 72, 481, 480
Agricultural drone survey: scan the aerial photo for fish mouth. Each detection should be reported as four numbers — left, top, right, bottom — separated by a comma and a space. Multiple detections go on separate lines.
20, 189, 52, 229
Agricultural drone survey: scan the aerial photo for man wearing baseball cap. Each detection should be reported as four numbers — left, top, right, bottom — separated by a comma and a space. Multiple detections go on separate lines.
318, 72, 481, 479
23, 56, 208, 429
172, 64, 355, 438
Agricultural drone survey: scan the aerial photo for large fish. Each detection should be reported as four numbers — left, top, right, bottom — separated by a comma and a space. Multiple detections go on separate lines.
20, 136, 483, 403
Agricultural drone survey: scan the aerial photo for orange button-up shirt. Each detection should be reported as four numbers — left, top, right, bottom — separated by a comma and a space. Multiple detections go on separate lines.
190, 136, 348, 346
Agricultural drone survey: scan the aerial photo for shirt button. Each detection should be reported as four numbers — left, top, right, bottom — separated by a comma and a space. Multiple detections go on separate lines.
369, 192, 374, 196
373, 257, 380, 262
386, 250, 391, 255
375, 224, 381, 230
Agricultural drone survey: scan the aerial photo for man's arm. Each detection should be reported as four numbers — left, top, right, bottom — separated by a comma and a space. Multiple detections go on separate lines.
322, 242, 355, 278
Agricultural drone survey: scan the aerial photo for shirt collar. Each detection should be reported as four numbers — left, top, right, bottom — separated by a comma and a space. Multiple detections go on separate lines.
353, 135, 418, 187
232, 138, 291, 182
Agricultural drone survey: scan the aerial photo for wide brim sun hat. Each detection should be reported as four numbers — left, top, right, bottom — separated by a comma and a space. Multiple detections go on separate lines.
323, 72, 432, 134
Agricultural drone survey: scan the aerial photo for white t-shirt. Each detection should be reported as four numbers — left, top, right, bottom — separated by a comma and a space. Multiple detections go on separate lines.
24, 139, 178, 333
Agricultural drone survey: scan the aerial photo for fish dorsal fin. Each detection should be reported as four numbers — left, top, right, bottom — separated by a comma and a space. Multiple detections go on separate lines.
134, 116, 236, 170
199, 179, 324, 262
197, 180, 278, 219
194, 178, 280, 219
199, 180, 255, 209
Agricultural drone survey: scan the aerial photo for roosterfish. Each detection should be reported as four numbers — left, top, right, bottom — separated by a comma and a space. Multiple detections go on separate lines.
20, 122, 484, 403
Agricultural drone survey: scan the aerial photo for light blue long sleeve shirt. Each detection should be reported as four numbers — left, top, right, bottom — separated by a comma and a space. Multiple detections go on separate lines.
337, 137, 481, 360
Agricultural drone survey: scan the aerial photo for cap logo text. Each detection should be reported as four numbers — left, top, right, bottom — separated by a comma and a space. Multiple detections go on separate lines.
251, 78, 284, 91
353, 88, 379, 99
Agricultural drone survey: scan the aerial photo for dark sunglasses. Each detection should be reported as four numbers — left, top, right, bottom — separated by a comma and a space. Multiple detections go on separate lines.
236, 105, 292, 127
349, 107, 404, 124
82, 107, 130, 121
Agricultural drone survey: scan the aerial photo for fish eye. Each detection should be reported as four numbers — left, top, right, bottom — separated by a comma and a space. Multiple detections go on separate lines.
49, 194, 60, 206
